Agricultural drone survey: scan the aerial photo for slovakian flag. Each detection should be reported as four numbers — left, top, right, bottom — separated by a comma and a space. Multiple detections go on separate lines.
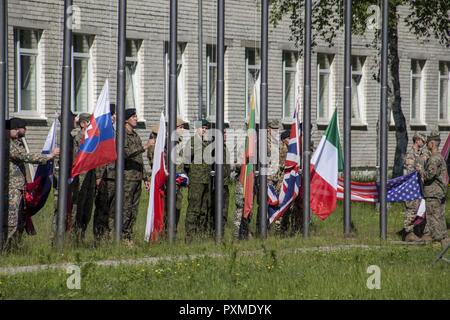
310, 109, 344, 220
269, 96, 302, 224
240, 85, 257, 219
145, 112, 168, 242
24, 118, 59, 234
71, 80, 116, 177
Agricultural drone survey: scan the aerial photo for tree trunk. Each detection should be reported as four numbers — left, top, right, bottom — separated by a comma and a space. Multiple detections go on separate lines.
388, 21, 408, 178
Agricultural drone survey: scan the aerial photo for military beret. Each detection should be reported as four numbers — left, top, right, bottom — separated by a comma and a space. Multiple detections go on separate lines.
268, 119, 281, 129
413, 131, 426, 143
224, 123, 230, 129
125, 108, 137, 120
110, 103, 116, 115
201, 119, 211, 128
77, 113, 91, 123
427, 130, 441, 143
280, 130, 290, 141
5, 120, 11, 130
10, 117, 27, 129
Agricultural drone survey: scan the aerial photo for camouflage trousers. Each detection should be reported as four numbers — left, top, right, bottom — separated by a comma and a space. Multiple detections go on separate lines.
162, 187, 183, 236
279, 198, 303, 236
122, 180, 142, 241
233, 181, 244, 239
93, 179, 116, 241
52, 178, 78, 239
73, 171, 96, 239
424, 198, 448, 241
4, 189, 25, 250
404, 199, 421, 233
185, 183, 212, 241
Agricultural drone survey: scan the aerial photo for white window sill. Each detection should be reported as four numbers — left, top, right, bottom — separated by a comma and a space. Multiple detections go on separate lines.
10, 112, 47, 121
410, 121, 427, 127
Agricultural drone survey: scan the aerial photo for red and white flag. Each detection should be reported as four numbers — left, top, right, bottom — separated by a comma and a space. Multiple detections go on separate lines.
145, 112, 167, 242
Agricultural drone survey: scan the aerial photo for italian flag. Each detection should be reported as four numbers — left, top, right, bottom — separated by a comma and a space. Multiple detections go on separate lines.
310, 109, 343, 220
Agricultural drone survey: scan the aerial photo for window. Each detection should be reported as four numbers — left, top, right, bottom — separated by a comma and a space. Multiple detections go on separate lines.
317, 53, 334, 123
439, 62, 450, 123
15, 29, 41, 114
164, 42, 186, 120
351, 56, 366, 124
283, 51, 299, 120
410, 59, 426, 124
126, 39, 142, 116
245, 48, 260, 120
72, 34, 93, 113
206, 45, 217, 119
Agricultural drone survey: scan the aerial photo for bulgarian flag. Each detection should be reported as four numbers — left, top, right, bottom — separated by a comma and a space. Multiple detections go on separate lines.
144, 112, 168, 242
310, 109, 343, 220
240, 86, 257, 218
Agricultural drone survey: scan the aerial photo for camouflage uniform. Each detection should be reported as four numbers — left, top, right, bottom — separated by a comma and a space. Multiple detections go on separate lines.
421, 149, 449, 241
185, 133, 212, 241
6, 139, 49, 249
403, 141, 430, 234
72, 128, 96, 240
93, 162, 116, 241
122, 128, 148, 240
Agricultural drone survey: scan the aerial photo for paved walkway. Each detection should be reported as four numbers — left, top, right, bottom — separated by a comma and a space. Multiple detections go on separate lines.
0, 244, 380, 276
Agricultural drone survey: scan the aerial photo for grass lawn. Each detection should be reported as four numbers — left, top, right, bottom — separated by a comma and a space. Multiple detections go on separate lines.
0, 184, 449, 299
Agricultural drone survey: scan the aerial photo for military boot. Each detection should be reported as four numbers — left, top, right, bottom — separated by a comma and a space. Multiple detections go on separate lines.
420, 234, 433, 243
405, 232, 421, 242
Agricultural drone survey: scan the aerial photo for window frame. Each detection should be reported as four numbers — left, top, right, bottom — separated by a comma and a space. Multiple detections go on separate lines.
410, 59, 426, 126
206, 44, 217, 121
282, 51, 299, 121
245, 48, 260, 121
125, 39, 143, 121
71, 34, 93, 114
351, 55, 367, 126
316, 53, 334, 125
438, 61, 450, 125
164, 42, 187, 121
14, 29, 43, 118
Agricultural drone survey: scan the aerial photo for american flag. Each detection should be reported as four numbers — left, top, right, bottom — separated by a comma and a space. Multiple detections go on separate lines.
337, 171, 423, 203
268, 99, 301, 224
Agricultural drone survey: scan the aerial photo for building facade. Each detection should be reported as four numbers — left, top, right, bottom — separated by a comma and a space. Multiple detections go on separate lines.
5, 1, 450, 169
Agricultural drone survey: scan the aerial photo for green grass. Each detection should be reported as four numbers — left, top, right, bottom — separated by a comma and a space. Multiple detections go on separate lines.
0, 183, 449, 299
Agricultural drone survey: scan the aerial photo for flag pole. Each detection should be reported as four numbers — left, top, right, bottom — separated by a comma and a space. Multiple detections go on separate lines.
56, 0, 73, 249
258, 0, 269, 238
215, 0, 225, 243
115, 0, 126, 243
0, 0, 7, 248
302, 0, 312, 237
198, 0, 203, 120
379, 0, 389, 240
343, 0, 352, 237
167, 0, 178, 243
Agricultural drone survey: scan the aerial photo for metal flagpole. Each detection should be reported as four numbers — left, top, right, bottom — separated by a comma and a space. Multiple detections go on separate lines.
56, 0, 73, 249
167, 0, 178, 243
258, 0, 268, 238
343, 0, 352, 237
302, 0, 312, 237
115, 0, 126, 243
380, 0, 389, 240
198, 0, 203, 120
0, 0, 7, 248
215, 0, 225, 243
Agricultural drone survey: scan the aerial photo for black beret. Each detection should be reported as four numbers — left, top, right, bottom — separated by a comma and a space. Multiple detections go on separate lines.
10, 117, 27, 129
125, 108, 137, 120
5, 120, 11, 130
280, 130, 290, 141
110, 103, 116, 115
201, 119, 211, 128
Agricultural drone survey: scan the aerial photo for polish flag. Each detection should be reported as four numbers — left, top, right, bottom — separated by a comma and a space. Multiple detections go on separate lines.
145, 112, 167, 242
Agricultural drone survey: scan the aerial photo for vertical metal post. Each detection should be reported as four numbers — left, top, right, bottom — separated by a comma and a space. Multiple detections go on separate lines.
198, 0, 203, 119
258, 0, 268, 238
167, 0, 178, 243
343, 0, 352, 237
56, 0, 73, 249
302, 0, 312, 237
115, 0, 126, 243
380, 0, 389, 240
0, 0, 7, 248
215, 0, 225, 243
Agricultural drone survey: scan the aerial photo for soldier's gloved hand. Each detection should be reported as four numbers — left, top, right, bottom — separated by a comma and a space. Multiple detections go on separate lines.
230, 171, 238, 181
50, 147, 60, 159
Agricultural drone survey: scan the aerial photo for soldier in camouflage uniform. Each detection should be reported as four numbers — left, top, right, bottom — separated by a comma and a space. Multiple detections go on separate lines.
93, 104, 116, 241
121, 108, 151, 243
417, 131, 449, 247
185, 119, 212, 242
5, 119, 59, 250
72, 113, 96, 241
402, 132, 429, 242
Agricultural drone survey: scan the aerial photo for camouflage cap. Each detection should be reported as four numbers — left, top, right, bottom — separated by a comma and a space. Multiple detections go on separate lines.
413, 131, 426, 143
176, 117, 187, 127
77, 113, 91, 123
268, 119, 281, 129
150, 124, 160, 135
427, 130, 441, 143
